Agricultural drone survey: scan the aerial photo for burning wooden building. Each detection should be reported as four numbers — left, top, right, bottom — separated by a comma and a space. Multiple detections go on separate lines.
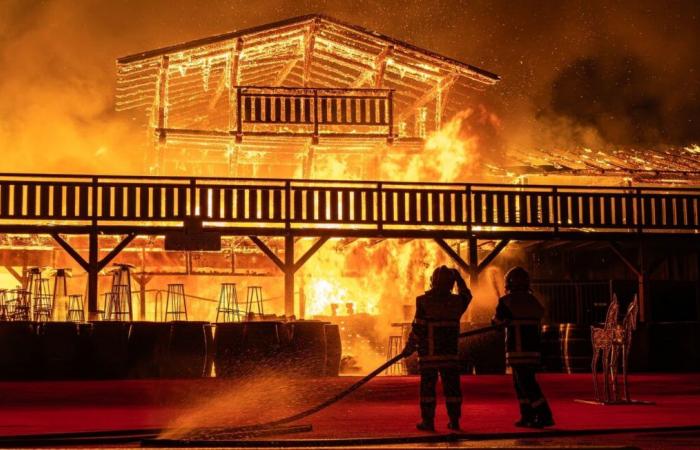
115, 14, 499, 179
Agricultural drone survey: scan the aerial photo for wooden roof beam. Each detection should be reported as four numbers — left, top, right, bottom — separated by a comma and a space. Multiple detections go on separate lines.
303, 19, 319, 87
351, 44, 393, 88
398, 72, 458, 122
208, 38, 243, 112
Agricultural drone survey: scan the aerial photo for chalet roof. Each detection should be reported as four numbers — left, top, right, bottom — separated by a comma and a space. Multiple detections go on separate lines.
117, 14, 499, 86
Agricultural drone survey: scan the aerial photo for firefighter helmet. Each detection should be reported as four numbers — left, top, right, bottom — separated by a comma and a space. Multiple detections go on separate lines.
430, 265, 455, 293
505, 266, 530, 292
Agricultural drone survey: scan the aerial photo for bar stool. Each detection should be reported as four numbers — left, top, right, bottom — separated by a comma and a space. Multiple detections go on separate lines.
216, 283, 240, 323
105, 285, 131, 321
7, 289, 31, 321
106, 264, 134, 321
50, 268, 71, 321
67, 295, 85, 322
385, 335, 407, 376
0, 289, 6, 321
165, 284, 187, 321
27, 267, 52, 321
245, 286, 264, 320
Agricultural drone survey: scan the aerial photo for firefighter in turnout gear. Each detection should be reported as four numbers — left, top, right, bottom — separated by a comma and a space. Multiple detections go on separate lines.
402, 266, 472, 431
492, 267, 554, 428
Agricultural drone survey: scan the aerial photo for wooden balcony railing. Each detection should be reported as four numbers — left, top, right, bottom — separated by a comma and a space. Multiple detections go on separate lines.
236, 86, 393, 142
0, 174, 699, 238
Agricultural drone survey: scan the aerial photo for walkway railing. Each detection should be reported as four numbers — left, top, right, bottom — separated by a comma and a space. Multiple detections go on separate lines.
0, 173, 699, 237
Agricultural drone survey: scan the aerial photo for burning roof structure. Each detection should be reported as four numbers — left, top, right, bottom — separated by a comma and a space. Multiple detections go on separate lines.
115, 14, 499, 178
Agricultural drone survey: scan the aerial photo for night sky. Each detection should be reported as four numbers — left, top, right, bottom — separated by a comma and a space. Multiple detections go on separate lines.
1, 0, 698, 172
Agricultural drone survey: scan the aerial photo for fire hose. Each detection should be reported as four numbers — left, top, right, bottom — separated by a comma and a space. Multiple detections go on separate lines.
207, 323, 502, 435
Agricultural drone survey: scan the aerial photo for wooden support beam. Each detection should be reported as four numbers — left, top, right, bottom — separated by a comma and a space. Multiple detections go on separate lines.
293, 237, 328, 273
435, 73, 458, 129
227, 38, 244, 131
248, 236, 285, 271
477, 240, 510, 274
398, 72, 458, 122
434, 238, 470, 273
96, 233, 137, 272
284, 234, 295, 317
302, 21, 318, 87
4, 266, 23, 284
274, 56, 301, 86
51, 234, 88, 271
351, 45, 393, 88
609, 241, 641, 277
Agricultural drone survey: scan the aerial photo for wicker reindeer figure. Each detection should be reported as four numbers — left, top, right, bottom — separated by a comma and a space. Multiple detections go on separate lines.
591, 294, 619, 402
610, 295, 639, 402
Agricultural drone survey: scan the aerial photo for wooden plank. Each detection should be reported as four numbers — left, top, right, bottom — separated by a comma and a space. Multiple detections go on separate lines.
495, 192, 505, 224
443, 191, 453, 223
384, 190, 395, 222
526, 193, 537, 225
101, 185, 111, 219
127, 185, 138, 219
13, 183, 24, 217
570, 194, 580, 226
408, 190, 418, 223
541, 193, 551, 225
484, 192, 494, 225
40, 183, 50, 218
223, 188, 233, 220
453, 191, 463, 224
244, 96, 253, 121
365, 189, 375, 222
153, 186, 163, 219
261, 188, 270, 220
341, 189, 350, 222
211, 187, 222, 219
419, 190, 429, 224
0, 183, 8, 217
25, 184, 36, 217
473, 192, 483, 224
431, 191, 441, 223
559, 194, 570, 226
272, 189, 282, 220
602, 194, 613, 226
236, 189, 245, 219
140, 185, 149, 218
113, 185, 124, 219
177, 186, 187, 218
248, 188, 258, 221
352, 190, 362, 222
293, 189, 303, 220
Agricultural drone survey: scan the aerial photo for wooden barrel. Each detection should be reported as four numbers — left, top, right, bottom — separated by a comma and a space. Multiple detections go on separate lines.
324, 324, 342, 376
127, 322, 170, 378
162, 321, 209, 378
204, 324, 215, 377
90, 321, 131, 379
0, 321, 39, 379
541, 324, 562, 372
213, 323, 245, 377
244, 321, 288, 371
39, 322, 81, 379
560, 323, 592, 373
288, 321, 327, 377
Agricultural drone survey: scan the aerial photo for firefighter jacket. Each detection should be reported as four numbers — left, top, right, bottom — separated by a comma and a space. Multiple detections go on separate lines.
407, 283, 471, 370
493, 291, 544, 366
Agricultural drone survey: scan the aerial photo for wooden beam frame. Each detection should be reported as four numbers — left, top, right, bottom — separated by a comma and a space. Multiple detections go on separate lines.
351, 44, 393, 88
435, 238, 509, 287
398, 72, 458, 122
302, 20, 318, 87
4, 266, 23, 284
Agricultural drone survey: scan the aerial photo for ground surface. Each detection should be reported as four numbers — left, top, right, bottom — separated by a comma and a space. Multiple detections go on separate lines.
0, 374, 699, 448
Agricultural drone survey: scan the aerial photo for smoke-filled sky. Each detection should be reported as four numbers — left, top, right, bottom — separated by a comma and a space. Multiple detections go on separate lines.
1, 0, 698, 174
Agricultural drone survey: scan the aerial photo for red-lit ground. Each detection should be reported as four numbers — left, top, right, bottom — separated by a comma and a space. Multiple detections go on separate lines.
1, 374, 699, 441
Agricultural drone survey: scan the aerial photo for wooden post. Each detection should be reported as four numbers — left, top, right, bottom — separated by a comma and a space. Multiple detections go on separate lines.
468, 237, 479, 289
285, 234, 295, 317
638, 243, 650, 323
88, 230, 99, 320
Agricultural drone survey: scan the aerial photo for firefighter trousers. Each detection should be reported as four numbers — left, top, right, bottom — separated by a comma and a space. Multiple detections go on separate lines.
512, 365, 552, 421
419, 367, 462, 423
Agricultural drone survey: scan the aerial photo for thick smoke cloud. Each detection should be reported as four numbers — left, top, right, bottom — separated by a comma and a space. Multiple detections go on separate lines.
0, 0, 698, 175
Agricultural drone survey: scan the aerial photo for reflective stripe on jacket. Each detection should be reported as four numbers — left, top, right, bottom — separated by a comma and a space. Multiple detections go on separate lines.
494, 292, 544, 367
409, 288, 471, 370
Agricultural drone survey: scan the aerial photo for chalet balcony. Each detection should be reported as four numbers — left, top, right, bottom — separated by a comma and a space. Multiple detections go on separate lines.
156, 86, 394, 144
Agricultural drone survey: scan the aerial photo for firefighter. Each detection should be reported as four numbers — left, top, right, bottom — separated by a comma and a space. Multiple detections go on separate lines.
402, 266, 472, 431
492, 266, 554, 428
